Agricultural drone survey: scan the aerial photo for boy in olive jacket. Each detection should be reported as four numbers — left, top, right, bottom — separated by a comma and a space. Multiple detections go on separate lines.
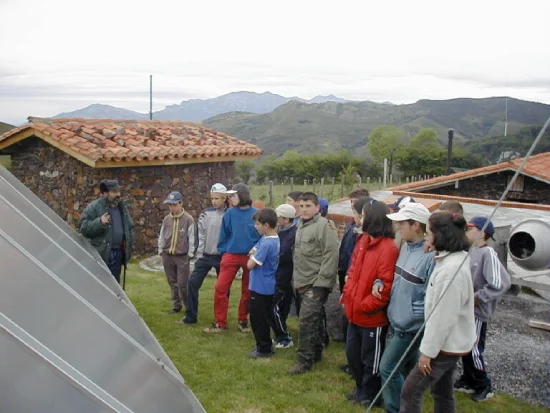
288, 192, 339, 375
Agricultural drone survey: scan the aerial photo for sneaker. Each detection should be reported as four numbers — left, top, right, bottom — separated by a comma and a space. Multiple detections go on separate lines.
275, 339, 294, 349
454, 378, 475, 394
176, 317, 196, 325
202, 323, 227, 333
246, 348, 274, 359
339, 364, 352, 375
313, 353, 322, 364
472, 387, 494, 402
345, 390, 357, 401
238, 321, 251, 333
288, 363, 311, 375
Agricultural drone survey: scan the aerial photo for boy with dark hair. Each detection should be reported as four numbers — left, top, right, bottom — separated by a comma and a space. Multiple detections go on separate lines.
158, 191, 196, 315
246, 208, 280, 358
286, 191, 303, 224
455, 216, 511, 401
288, 192, 339, 375
271, 203, 298, 348
439, 200, 464, 215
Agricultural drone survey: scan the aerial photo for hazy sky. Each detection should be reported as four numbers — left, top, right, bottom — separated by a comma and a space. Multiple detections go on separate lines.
1, 0, 549, 125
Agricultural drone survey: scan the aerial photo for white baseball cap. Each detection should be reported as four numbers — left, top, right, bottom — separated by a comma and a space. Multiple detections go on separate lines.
275, 203, 296, 219
210, 183, 227, 194
387, 202, 431, 224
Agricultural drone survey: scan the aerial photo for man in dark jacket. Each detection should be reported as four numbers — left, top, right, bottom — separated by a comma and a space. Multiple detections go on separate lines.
270, 203, 298, 348
78, 179, 134, 283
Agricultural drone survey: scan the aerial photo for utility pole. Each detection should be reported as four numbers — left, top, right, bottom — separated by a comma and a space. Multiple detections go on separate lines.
504, 97, 508, 137
149, 75, 153, 120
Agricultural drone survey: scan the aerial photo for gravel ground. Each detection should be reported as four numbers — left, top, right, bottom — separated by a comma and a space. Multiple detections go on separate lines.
325, 290, 550, 408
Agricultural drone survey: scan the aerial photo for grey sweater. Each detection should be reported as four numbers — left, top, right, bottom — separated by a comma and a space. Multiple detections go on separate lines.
197, 207, 226, 256
469, 245, 511, 321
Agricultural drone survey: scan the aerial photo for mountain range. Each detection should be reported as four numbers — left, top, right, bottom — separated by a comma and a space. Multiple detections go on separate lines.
203, 97, 550, 155
54, 91, 355, 122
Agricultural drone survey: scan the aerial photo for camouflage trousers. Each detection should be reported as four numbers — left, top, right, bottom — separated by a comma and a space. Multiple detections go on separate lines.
296, 286, 330, 366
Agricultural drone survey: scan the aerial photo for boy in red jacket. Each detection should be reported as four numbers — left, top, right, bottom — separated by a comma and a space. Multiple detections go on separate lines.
341, 201, 398, 407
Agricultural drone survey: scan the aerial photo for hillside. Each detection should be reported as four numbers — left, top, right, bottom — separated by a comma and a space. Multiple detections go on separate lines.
54, 91, 351, 122
462, 125, 550, 163
203, 97, 550, 155
55, 104, 148, 120
0, 121, 15, 135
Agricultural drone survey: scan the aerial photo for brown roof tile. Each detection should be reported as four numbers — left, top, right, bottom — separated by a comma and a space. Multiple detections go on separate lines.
388, 152, 550, 191
0, 117, 263, 168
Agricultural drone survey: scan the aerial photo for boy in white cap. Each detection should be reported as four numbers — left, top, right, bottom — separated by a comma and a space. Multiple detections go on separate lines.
270, 203, 298, 348
374, 202, 436, 413
182, 183, 228, 325
158, 191, 196, 315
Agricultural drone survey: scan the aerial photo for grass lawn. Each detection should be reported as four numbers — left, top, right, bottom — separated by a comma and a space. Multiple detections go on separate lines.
126, 262, 546, 413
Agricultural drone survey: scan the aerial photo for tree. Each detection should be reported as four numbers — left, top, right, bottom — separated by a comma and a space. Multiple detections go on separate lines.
367, 126, 405, 175
235, 160, 255, 184
397, 128, 447, 176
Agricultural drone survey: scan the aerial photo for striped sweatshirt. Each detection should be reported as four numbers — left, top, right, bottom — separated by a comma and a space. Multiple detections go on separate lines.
158, 210, 196, 256
469, 245, 511, 321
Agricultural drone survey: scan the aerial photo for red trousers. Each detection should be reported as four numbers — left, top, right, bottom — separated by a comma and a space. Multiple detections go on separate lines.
214, 253, 251, 328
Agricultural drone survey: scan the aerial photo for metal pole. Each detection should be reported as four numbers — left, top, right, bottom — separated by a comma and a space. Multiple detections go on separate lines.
149, 75, 153, 120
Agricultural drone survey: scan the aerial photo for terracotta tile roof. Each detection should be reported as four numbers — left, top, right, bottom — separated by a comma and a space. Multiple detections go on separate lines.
388, 152, 550, 191
0, 117, 262, 168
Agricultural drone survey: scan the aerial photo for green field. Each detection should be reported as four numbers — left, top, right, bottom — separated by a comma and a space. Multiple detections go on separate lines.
126, 262, 547, 413
248, 181, 390, 206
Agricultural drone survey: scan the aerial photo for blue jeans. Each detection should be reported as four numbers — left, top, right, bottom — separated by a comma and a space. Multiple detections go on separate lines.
185, 254, 221, 323
380, 328, 421, 413
107, 249, 123, 284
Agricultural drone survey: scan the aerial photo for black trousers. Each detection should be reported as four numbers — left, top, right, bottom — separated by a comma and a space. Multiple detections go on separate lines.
338, 270, 349, 342
461, 318, 491, 390
250, 291, 274, 354
271, 284, 293, 340
346, 323, 388, 402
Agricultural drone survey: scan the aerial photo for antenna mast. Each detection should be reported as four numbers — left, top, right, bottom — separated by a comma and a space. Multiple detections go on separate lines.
149, 75, 153, 120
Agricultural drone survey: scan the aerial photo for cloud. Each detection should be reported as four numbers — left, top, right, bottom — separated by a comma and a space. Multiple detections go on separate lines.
1, 0, 549, 124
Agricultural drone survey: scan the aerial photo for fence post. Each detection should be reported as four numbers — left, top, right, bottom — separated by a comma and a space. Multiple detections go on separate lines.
340, 175, 345, 198
268, 180, 273, 207
290, 176, 294, 190
312, 178, 317, 194
367, 177, 370, 185
331, 177, 335, 199
357, 175, 362, 186
320, 177, 325, 198
378, 177, 382, 189
303, 179, 307, 189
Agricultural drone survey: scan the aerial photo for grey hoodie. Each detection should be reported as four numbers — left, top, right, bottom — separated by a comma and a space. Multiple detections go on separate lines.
197, 207, 226, 256
469, 245, 511, 321
384, 239, 436, 333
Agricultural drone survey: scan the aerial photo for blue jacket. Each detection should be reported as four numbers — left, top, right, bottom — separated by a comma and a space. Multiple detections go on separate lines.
385, 239, 436, 333
275, 224, 297, 288
217, 206, 260, 254
338, 221, 357, 274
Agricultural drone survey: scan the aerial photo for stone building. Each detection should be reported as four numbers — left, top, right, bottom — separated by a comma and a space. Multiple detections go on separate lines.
387, 152, 550, 205
0, 117, 262, 255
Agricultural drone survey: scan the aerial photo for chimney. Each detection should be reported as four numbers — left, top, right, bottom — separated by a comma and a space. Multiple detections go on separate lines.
447, 129, 454, 175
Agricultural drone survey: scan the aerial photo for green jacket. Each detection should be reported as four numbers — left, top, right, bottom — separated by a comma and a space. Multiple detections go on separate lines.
77, 197, 135, 264
293, 214, 340, 290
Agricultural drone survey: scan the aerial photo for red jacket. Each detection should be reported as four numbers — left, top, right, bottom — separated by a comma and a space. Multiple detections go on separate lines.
342, 234, 399, 328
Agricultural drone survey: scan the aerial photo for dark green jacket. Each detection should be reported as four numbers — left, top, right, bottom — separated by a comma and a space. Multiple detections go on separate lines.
78, 197, 135, 264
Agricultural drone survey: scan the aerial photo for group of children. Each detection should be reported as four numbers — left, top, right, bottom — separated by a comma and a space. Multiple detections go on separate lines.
157, 183, 511, 413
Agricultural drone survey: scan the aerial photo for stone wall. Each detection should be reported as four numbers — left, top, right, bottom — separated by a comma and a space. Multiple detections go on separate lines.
7, 138, 236, 255
425, 171, 550, 204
